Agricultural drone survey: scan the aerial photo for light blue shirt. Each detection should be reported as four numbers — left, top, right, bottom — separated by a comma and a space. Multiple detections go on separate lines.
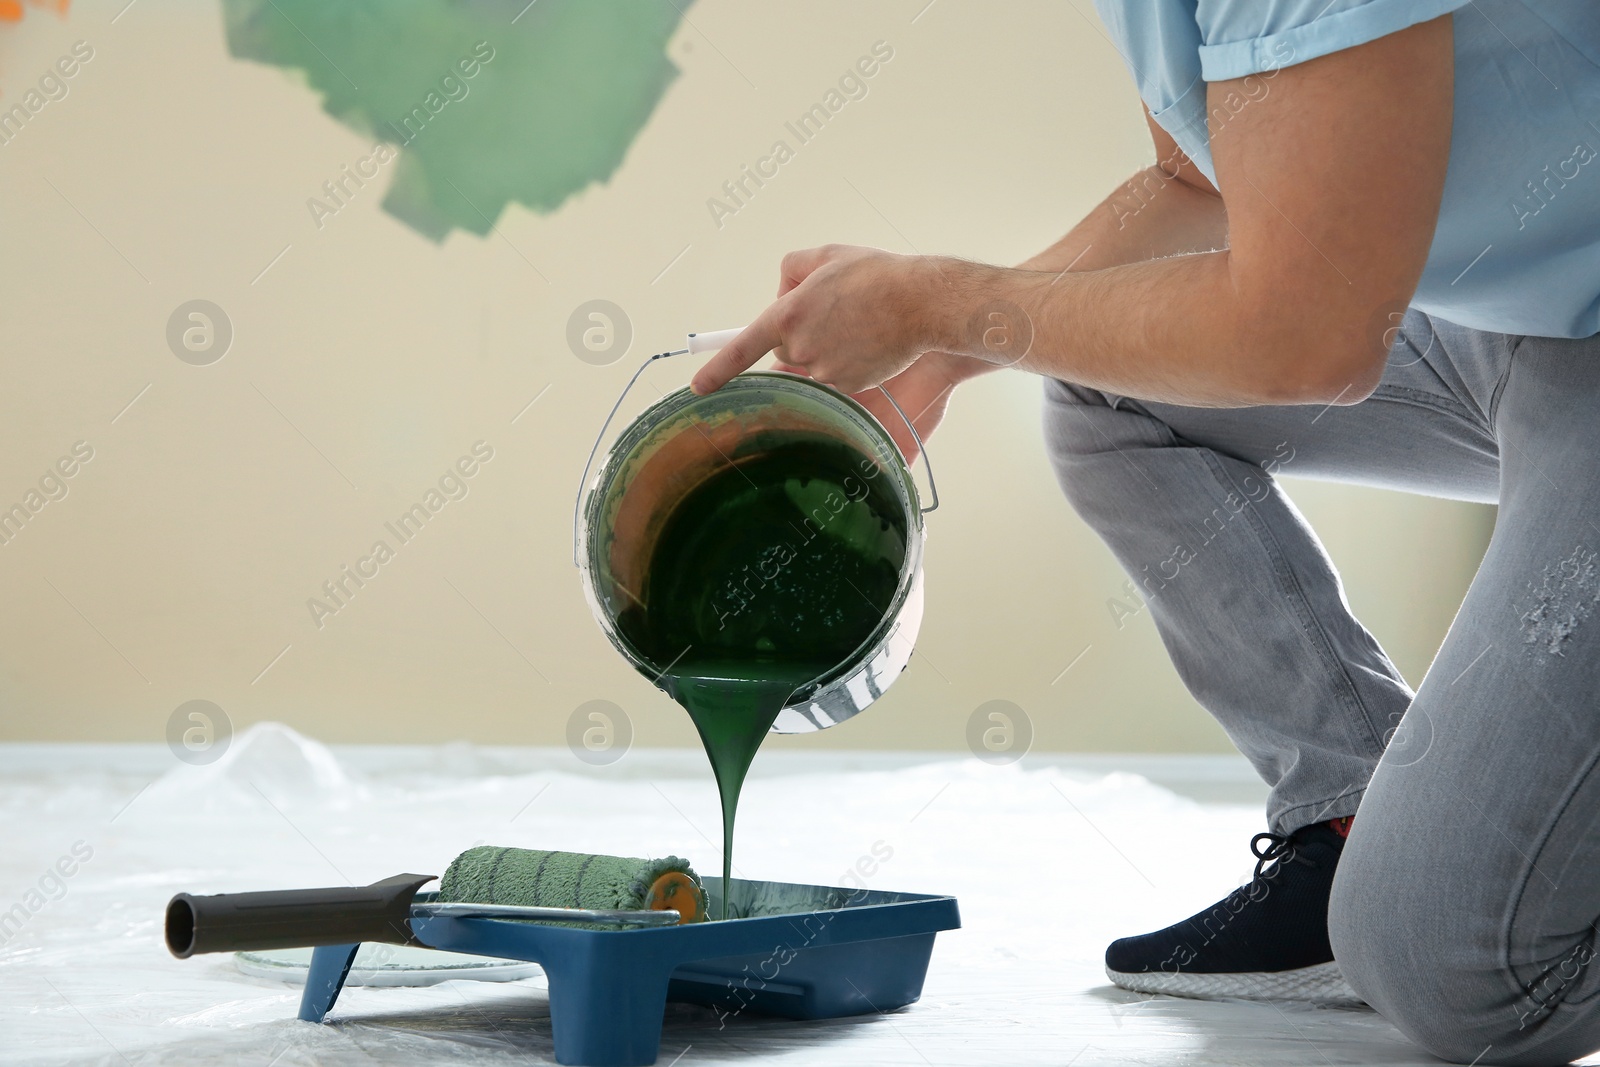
1094, 0, 1600, 339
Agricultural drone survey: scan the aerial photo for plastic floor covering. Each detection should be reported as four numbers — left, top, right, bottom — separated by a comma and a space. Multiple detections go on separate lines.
2, 724, 1580, 1066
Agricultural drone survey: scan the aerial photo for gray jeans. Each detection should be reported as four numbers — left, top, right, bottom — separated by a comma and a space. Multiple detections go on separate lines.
1043, 310, 1600, 1064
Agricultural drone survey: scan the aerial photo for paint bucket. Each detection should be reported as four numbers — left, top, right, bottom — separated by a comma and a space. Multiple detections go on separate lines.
574, 335, 936, 732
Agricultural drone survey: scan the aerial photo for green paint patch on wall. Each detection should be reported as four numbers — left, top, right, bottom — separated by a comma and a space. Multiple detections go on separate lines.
222, 0, 691, 241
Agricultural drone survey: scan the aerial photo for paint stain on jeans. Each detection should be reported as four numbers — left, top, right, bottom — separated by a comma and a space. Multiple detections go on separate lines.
1521, 546, 1600, 655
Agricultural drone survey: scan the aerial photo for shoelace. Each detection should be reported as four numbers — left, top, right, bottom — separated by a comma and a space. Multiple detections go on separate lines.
1250, 830, 1319, 882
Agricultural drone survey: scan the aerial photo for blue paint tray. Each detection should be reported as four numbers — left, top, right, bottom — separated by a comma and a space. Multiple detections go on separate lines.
180, 876, 959, 1067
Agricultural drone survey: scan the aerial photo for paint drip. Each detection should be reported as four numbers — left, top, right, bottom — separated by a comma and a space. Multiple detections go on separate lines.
618, 433, 907, 917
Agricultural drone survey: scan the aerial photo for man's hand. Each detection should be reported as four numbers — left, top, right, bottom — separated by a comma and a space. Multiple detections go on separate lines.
690, 245, 941, 396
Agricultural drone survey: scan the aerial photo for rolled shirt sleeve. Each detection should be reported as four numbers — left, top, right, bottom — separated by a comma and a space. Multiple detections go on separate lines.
1195, 0, 1472, 81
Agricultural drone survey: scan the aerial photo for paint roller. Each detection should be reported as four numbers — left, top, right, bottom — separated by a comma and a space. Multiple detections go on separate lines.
438, 846, 707, 923
164, 847, 709, 958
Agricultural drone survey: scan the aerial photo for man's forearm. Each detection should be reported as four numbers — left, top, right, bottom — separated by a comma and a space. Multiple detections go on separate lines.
936, 165, 1228, 385
926, 21, 1451, 408
1021, 164, 1228, 274
924, 242, 1373, 407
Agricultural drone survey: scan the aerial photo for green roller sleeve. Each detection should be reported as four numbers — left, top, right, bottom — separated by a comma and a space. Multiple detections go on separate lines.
438, 846, 708, 925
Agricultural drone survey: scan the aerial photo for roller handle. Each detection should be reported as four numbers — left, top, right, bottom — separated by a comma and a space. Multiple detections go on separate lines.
164, 873, 433, 958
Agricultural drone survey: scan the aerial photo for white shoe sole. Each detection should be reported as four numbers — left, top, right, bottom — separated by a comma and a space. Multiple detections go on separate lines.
1106, 960, 1364, 1005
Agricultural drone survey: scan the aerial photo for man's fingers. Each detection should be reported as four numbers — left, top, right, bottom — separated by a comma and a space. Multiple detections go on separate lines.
689, 311, 785, 395
777, 246, 833, 297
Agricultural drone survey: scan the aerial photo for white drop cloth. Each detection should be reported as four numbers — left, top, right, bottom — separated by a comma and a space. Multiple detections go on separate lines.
0, 725, 1529, 1065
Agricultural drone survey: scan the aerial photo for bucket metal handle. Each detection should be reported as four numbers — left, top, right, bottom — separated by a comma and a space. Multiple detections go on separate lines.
573, 328, 939, 568
870, 384, 939, 514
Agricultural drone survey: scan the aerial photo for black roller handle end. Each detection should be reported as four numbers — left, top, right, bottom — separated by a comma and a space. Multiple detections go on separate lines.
165, 873, 435, 958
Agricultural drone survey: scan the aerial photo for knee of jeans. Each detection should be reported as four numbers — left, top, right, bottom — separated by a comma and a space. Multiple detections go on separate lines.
1330, 849, 1546, 1065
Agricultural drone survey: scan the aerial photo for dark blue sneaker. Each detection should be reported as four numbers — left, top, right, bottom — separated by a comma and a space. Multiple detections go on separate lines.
1104, 819, 1362, 1003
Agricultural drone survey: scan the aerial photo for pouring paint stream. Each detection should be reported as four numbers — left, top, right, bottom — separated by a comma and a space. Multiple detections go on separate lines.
619, 433, 908, 917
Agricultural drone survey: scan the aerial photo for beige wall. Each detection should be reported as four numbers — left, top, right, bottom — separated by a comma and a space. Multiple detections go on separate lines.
0, 1, 1492, 751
